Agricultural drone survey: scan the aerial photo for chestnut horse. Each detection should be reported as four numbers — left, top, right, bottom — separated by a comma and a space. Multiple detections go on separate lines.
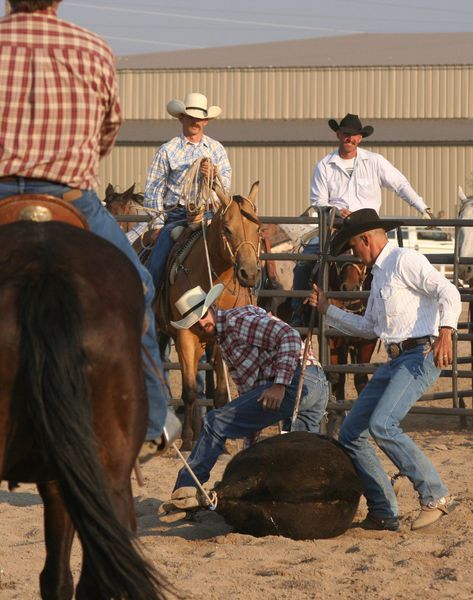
157, 182, 262, 450
0, 219, 166, 599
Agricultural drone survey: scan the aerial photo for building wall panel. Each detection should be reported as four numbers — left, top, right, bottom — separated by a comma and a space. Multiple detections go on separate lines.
118, 66, 473, 121
99, 144, 473, 219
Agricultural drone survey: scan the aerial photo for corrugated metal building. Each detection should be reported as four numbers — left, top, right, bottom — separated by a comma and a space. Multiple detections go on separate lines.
99, 33, 473, 218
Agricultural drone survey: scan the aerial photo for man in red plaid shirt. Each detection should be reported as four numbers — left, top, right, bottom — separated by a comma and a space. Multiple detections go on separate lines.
0, 1, 167, 443
165, 284, 329, 510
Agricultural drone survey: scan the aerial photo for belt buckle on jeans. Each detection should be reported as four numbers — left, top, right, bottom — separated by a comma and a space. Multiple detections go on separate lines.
388, 343, 401, 359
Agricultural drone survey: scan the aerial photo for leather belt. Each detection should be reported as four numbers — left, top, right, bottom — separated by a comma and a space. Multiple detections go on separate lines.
387, 337, 432, 359
0, 177, 82, 202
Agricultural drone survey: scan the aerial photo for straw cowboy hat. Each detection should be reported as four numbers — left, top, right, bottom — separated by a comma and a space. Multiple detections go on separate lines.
170, 284, 224, 330
328, 113, 374, 138
330, 209, 403, 256
167, 92, 222, 120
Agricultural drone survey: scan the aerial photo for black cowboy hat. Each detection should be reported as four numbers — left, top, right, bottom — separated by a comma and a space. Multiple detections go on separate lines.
330, 209, 403, 256
328, 113, 374, 138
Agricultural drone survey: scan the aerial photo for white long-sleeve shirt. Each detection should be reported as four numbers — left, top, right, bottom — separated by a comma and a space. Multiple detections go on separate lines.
310, 147, 427, 214
326, 241, 461, 344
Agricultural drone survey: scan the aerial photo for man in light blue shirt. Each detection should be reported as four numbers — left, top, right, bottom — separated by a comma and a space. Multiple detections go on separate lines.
131, 92, 231, 289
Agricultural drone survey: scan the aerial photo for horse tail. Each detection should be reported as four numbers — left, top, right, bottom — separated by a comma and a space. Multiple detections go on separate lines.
17, 267, 169, 600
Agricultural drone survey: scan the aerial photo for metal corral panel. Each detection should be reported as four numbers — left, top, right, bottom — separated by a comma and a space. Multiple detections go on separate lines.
99, 144, 473, 219
118, 66, 473, 121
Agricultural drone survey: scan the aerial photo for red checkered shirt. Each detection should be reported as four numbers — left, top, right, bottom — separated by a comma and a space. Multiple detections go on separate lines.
0, 8, 121, 189
215, 305, 305, 394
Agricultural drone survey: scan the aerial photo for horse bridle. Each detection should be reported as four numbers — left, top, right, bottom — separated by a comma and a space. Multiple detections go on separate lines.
337, 261, 368, 313
220, 195, 262, 268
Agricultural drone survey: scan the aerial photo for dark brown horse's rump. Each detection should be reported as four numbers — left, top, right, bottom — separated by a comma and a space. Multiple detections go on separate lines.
215, 432, 362, 540
0, 220, 166, 599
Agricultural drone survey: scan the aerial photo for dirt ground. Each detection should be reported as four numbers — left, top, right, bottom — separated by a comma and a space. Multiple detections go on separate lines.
1, 318, 473, 599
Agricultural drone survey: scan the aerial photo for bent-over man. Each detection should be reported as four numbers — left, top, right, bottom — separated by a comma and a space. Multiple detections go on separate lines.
165, 284, 329, 510
310, 208, 462, 531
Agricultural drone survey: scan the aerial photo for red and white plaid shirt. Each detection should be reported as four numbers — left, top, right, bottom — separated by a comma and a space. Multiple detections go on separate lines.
0, 8, 121, 189
215, 305, 311, 394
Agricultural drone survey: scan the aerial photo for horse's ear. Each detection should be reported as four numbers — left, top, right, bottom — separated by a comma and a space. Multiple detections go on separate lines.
459, 185, 468, 203
248, 181, 259, 203
213, 181, 231, 208
123, 183, 136, 199
104, 183, 114, 203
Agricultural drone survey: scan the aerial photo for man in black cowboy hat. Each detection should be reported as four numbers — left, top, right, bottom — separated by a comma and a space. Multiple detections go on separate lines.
309, 208, 461, 532
291, 113, 432, 327
312, 113, 430, 218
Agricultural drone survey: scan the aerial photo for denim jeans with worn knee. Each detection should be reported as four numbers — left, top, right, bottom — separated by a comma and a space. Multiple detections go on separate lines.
0, 178, 168, 439
338, 346, 447, 519
174, 364, 329, 490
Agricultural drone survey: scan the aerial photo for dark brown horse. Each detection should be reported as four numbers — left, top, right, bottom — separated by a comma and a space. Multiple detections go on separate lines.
327, 259, 377, 400
261, 231, 376, 401
0, 218, 166, 599
158, 182, 262, 450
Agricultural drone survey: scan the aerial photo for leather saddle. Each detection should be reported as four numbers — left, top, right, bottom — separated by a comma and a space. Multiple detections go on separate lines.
0, 194, 88, 229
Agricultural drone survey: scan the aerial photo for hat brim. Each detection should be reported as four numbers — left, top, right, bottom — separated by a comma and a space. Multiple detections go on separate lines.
330, 219, 403, 256
170, 283, 224, 330
328, 119, 374, 138
167, 99, 222, 120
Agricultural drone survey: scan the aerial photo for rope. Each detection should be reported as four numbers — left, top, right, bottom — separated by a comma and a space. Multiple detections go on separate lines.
181, 157, 218, 217
141, 345, 218, 509
172, 442, 218, 510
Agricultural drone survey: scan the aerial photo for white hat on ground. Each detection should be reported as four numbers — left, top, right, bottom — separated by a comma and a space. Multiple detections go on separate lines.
167, 92, 222, 120
170, 284, 224, 330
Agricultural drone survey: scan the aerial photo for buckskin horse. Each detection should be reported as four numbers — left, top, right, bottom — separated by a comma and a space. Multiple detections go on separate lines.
156, 182, 262, 450
0, 196, 166, 599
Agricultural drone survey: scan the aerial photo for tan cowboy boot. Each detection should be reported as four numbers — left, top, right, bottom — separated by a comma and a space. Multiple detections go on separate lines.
411, 496, 456, 530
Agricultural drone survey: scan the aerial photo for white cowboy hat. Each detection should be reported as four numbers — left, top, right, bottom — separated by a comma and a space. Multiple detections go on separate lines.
167, 92, 222, 120
170, 284, 224, 330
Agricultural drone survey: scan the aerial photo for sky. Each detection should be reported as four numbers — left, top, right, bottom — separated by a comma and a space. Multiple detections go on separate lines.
4, 0, 473, 56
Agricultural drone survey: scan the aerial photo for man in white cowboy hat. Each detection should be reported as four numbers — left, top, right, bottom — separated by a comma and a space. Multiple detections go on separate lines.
309, 208, 461, 532
291, 112, 432, 326
165, 284, 329, 510
127, 92, 231, 290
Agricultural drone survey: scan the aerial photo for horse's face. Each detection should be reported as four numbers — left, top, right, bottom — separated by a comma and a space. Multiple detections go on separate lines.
329, 259, 368, 313
218, 183, 262, 288
339, 262, 366, 293
458, 195, 473, 283
103, 183, 145, 233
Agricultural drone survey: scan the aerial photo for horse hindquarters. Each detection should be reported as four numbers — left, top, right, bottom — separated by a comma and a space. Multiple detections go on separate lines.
17, 266, 165, 600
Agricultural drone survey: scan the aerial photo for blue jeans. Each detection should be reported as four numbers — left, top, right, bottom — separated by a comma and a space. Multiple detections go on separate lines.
291, 237, 319, 326
338, 346, 447, 519
174, 364, 328, 490
147, 207, 187, 288
0, 178, 168, 439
